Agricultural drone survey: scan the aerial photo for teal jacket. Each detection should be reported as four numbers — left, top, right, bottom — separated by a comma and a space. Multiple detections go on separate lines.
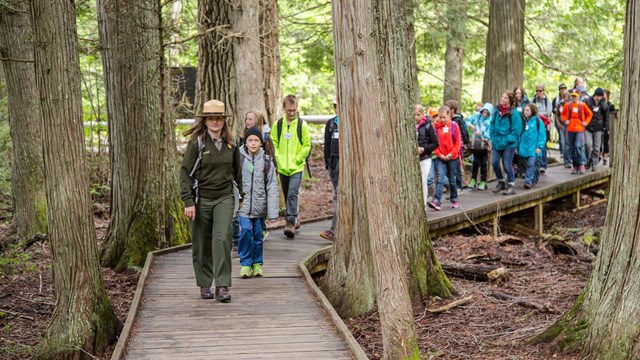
467, 103, 493, 139
518, 115, 547, 158
490, 106, 522, 151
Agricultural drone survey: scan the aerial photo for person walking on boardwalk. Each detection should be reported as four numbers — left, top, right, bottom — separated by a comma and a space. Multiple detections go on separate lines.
320, 97, 341, 241
415, 104, 439, 208
561, 90, 593, 174
585, 88, 608, 171
180, 99, 243, 302
532, 85, 553, 174
519, 104, 547, 189
271, 95, 312, 239
552, 83, 570, 167
491, 90, 523, 195
467, 103, 493, 190
238, 128, 279, 278
428, 105, 462, 211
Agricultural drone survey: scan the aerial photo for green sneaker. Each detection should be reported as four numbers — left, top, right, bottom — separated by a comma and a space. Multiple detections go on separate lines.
468, 179, 477, 189
240, 266, 252, 278
252, 263, 263, 277
477, 181, 487, 190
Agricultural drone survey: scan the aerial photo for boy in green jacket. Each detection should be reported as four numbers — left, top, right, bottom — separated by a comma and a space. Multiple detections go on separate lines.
271, 95, 311, 238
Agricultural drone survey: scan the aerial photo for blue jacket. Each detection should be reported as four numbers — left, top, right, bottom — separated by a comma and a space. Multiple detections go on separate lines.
467, 103, 493, 139
490, 107, 522, 151
518, 115, 547, 158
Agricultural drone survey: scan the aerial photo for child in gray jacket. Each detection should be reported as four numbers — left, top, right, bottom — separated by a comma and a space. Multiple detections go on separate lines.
238, 128, 279, 278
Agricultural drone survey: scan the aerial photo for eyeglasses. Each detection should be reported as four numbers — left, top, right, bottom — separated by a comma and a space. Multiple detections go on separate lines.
285, 109, 297, 114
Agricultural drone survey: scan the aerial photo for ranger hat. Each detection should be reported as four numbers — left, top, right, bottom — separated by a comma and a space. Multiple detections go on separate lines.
196, 99, 233, 118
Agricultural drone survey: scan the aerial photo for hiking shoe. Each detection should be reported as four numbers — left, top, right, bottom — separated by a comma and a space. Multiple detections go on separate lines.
240, 266, 252, 279
579, 165, 585, 174
603, 158, 608, 165
451, 201, 459, 209
295, 218, 301, 230
427, 201, 441, 211
468, 179, 477, 189
284, 221, 295, 239
215, 286, 231, 302
540, 168, 546, 174
252, 263, 263, 277
524, 183, 532, 189
492, 181, 506, 193
571, 167, 578, 174
200, 287, 214, 299
319, 229, 335, 241
477, 181, 487, 190
591, 166, 597, 172
502, 186, 516, 195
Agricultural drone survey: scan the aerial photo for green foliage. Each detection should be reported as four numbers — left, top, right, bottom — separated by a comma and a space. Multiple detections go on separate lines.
0, 242, 34, 276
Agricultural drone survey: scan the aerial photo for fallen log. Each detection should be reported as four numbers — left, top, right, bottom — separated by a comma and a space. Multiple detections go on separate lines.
489, 292, 560, 314
441, 263, 500, 282
427, 296, 474, 314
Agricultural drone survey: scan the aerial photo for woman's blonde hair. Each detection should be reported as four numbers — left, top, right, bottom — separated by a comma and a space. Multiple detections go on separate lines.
183, 116, 235, 147
243, 111, 266, 134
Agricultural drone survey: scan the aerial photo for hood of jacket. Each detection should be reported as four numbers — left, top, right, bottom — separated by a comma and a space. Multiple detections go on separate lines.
481, 103, 495, 119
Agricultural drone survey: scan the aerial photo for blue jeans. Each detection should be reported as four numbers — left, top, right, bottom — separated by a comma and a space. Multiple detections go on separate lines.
455, 156, 463, 189
567, 131, 586, 167
428, 158, 448, 187
555, 122, 564, 155
238, 217, 264, 267
491, 147, 516, 184
562, 126, 572, 166
540, 144, 548, 169
524, 156, 540, 185
434, 159, 458, 203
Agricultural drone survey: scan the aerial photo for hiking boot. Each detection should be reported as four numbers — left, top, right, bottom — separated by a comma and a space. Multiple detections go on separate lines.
427, 201, 441, 211
579, 165, 585, 174
477, 181, 487, 190
284, 221, 295, 239
252, 263, 263, 277
451, 201, 459, 209
319, 229, 335, 241
468, 179, 477, 189
571, 167, 578, 174
240, 266, 252, 279
564, 164, 572, 168
215, 286, 231, 302
200, 287, 214, 299
492, 181, 506, 193
295, 217, 301, 230
502, 185, 516, 195
540, 168, 546, 174
524, 183, 532, 189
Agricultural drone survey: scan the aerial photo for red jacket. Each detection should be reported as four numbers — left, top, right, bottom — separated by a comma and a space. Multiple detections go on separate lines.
434, 119, 462, 160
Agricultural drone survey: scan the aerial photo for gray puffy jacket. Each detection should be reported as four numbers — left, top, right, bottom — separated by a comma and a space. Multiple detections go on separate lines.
238, 146, 279, 220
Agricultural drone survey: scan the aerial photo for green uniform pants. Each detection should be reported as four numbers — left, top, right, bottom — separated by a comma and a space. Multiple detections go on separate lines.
191, 194, 234, 288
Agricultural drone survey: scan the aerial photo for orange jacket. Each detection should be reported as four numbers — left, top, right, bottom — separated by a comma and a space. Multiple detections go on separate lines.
561, 101, 593, 132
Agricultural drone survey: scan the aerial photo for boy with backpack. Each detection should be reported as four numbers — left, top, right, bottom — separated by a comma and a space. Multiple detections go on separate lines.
238, 128, 279, 278
271, 95, 311, 239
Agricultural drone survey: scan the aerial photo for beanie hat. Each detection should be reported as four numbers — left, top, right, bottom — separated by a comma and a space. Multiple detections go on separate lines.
244, 127, 263, 144
593, 87, 605, 97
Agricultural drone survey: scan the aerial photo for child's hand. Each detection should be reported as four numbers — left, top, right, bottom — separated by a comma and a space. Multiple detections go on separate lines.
535, 148, 540, 155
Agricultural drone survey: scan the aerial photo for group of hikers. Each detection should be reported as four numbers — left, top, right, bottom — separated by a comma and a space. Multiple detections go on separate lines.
415, 78, 614, 211
178, 78, 613, 301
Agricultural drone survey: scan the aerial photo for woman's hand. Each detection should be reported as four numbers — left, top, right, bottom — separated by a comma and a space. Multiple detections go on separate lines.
184, 206, 196, 221
535, 148, 540, 155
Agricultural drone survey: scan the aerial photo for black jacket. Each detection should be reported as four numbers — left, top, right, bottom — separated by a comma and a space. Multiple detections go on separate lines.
417, 120, 439, 161
586, 97, 609, 132
452, 113, 470, 145
324, 116, 339, 169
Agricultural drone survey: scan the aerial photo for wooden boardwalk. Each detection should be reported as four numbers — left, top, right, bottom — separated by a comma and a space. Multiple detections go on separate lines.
123, 221, 350, 359
119, 152, 611, 359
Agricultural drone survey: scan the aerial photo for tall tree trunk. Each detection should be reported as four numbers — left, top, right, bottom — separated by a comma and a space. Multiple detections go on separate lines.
406, 0, 420, 103
233, 0, 266, 122
0, 0, 47, 241
98, 0, 189, 271
259, 0, 281, 125
29, 0, 121, 357
481, 0, 525, 104
195, 0, 237, 131
443, 1, 468, 104
535, 2, 640, 358
331, 0, 453, 357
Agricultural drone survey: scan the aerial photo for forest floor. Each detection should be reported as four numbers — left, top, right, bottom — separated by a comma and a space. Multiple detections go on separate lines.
0, 146, 603, 359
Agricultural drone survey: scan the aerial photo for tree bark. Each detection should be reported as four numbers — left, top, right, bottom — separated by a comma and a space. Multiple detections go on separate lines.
443, 1, 468, 104
233, 0, 266, 122
259, 0, 281, 125
406, 0, 420, 103
535, 2, 640, 358
97, 0, 189, 271
29, 0, 121, 357
195, 0, 237, 131
481, 0, 525, 104
0, 0, 47, 241
330, 0, 453, 358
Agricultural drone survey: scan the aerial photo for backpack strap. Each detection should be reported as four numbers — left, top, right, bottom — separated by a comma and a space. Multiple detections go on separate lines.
297, 117, 303, 145
189, 135, 206, 204
277, 118, 283, 143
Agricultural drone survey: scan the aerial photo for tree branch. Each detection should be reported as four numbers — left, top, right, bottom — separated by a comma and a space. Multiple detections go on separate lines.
525, 49, 584, 78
